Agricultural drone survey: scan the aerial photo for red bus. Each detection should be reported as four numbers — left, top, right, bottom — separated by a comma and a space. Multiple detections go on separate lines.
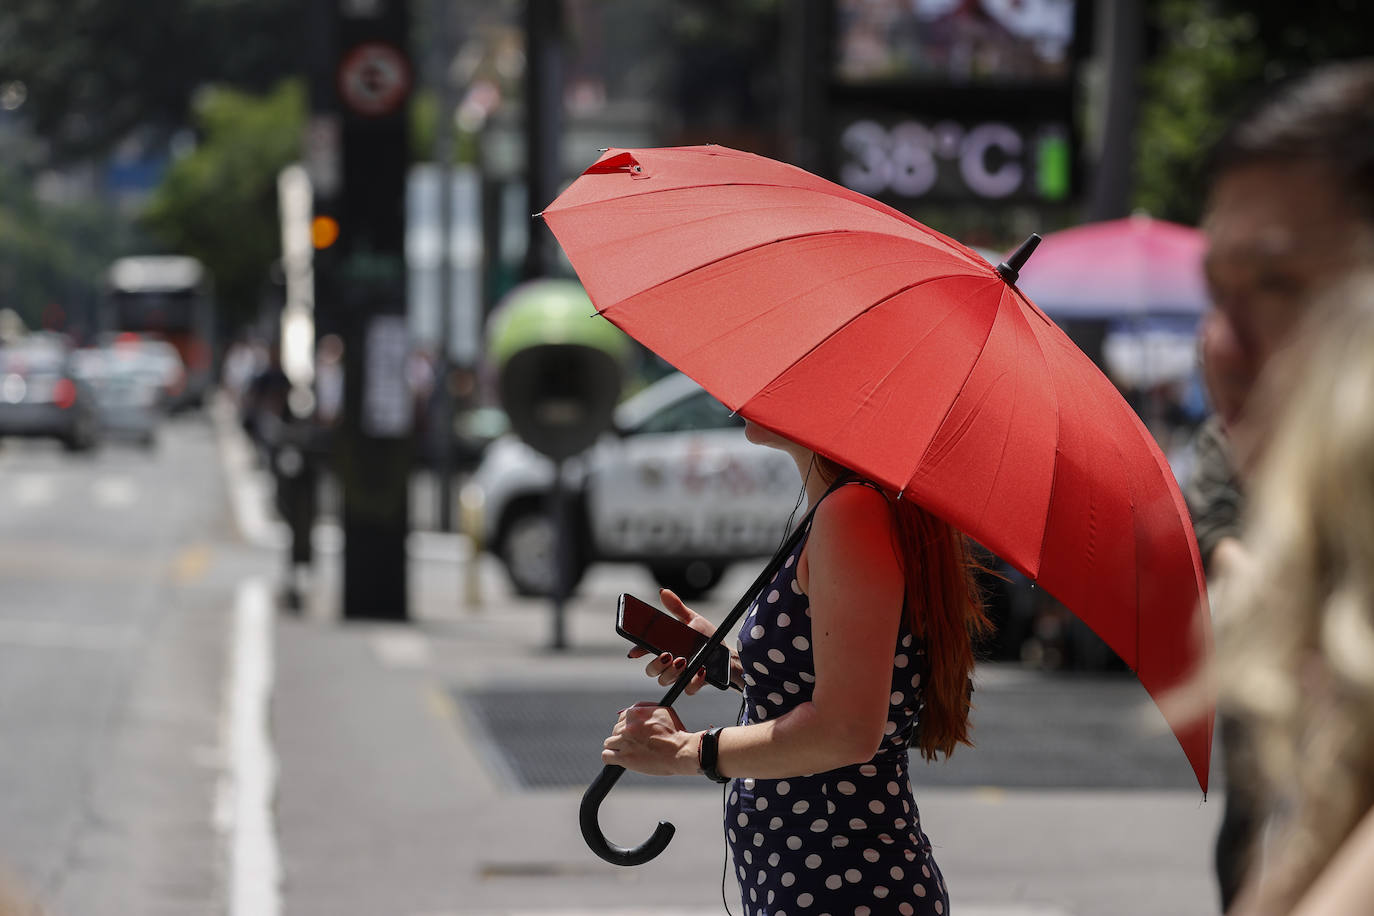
103, 256, 216, 408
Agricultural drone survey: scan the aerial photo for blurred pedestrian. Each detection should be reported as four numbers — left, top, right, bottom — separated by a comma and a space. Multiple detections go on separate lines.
1185, 59, 1374, 911
1209, 276, 1374, 915
604, 421, 990, 914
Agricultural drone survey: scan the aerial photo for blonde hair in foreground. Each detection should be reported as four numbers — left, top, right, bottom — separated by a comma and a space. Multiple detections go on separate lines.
1212, 274, 1374, 909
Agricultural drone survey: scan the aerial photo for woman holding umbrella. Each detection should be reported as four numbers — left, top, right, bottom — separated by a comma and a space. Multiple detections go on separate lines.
603, 418, 991, 915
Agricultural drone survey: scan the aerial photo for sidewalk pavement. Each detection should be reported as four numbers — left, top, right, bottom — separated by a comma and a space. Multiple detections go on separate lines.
214, 400, 1223, 916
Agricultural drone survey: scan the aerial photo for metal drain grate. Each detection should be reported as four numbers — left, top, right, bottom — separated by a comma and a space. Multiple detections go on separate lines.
457, 686, 745, 789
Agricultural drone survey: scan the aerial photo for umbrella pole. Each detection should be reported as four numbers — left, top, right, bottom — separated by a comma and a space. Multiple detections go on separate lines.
580, 515, 813, 865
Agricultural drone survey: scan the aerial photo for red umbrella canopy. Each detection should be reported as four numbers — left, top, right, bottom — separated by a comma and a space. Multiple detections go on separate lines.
543, 145, 1213, 792
1013, 215, 1209, 318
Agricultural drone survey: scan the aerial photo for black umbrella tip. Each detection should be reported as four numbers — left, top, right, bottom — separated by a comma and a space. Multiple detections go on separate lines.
531, 211, 545, 222
996, 233, 1042, 285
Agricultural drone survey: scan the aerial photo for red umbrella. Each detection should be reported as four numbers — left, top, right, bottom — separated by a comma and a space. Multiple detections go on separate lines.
545, 145, 1212, 858
1013, 215, 1208, 318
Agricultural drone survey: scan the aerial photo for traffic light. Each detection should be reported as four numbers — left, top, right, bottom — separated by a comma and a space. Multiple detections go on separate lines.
311, 214, 341, 250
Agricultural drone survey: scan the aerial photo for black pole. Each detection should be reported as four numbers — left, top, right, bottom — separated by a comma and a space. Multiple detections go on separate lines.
523, 0, 564, 280
549, 458, 569, 650
326, 0, 413, 621
431, 0, 457, 532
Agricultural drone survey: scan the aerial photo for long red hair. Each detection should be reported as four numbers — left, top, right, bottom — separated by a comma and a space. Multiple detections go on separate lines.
815, 457, 992, 760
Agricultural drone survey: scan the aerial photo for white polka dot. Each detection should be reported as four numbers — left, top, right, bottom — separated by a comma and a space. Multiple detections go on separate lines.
863, 848, 880, 863
743, 778, 756, 790
785, 555, 795, 568
888, 781, 900, 795
810, 818, 829, 832
922, 865, 932, 878
826, 800, 837, 815
900, 905, 914, 916
753, 661, 770, 675
756, 797, 769, 810
777, 613, 791, 626
754, 833, 765, 847
874, 886, 890, 898
890, 691, 904, 705
770, 817, 783, 830
837, 780, 856, 795
869, 800, 885, 814
902, 634, 913, 647
769, 853, 780, 866
756, 705, 768, 718
737, 813, 748, 827
787, 836, 803, 850
856, 907, 872, 916
832, 835, 850, 848
890, 866, 904, 880
729, 829, 737, 843
730, 790, 739, 804
894, 654, 909, 668
777, 781, 791, 795
805, 854, 822, 869
825, 874, 843, 890
744, 674, 756, 686
797, 893, 814, 908
769, 692, 784, 704
911, 673, 922, 688
884, 721, 898, 735
768, 890, 776, 904
906, 843, 919, 856
800, 672, 815, 683
750, 625, 765, 639
859, 764, 878, 777
767, 589, 780, 603
879, 833, 894, 844
744, 850, 753, 864
792, 636, 810, 651
935, 900, 943, 914
791, 579, 803, 594
738, 865, 746, 880
792, 800, 810, 814
894, 818, 906, 829
768, 649, 786, 664
914, 883, 927, 897
784, 681, 800, 694
750, 888, 757, 902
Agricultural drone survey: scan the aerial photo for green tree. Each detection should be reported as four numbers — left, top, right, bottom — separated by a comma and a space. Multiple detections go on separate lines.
141, 81, 304, 329
1135, 0, 1369, 224
0, 0, 308, 162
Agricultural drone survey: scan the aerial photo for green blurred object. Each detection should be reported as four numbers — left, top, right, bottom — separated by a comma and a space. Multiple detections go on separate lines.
486, 278, 632, 367
1037, 133, 1071, 202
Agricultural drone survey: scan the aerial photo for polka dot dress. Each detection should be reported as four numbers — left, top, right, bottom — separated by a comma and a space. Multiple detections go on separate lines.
726, 485, 949, 916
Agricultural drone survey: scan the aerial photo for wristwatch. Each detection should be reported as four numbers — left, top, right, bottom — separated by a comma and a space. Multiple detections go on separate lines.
699, 726, 730, 784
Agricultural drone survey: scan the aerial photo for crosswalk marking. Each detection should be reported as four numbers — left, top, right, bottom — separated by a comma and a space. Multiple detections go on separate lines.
91, 475, 136, 507
13, 473, 56, 506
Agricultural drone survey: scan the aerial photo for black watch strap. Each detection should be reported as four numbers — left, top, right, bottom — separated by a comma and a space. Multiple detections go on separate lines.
700, 726, 730, 784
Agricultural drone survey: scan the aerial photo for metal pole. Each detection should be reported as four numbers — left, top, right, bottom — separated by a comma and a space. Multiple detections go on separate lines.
550, 458, 568, 650
432, 0, 457, 531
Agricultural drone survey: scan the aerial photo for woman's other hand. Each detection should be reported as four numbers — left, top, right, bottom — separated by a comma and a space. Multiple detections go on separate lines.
625, 588, 720, 695
602, 702, 698, 775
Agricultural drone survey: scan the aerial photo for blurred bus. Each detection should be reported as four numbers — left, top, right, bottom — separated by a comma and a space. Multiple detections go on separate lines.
103, 255, 216, 408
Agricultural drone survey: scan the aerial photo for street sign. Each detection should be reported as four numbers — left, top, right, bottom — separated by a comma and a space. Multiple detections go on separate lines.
337, 41, 411, 118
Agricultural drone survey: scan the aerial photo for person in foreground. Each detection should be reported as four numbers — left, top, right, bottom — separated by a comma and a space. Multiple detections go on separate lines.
603, 418, 990, 916
1210, 278, 1374, 916
1186, 58, 1374, 910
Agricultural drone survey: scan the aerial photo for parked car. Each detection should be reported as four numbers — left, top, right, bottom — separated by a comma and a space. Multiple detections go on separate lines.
469, 372, 802, 599
0, 335, 101, 451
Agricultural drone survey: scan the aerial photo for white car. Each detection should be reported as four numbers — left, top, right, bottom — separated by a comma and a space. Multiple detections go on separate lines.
469, 372, 803, 598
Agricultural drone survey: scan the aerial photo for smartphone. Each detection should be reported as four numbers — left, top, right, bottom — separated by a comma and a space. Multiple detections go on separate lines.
615, 593, 733, 691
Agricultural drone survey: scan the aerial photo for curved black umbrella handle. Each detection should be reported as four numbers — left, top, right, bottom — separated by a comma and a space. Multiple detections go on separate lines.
580, 763, 676, 865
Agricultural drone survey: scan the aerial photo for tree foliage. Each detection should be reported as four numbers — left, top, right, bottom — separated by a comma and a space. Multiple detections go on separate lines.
0, 0, 307, 162
141, 81, 304, 329
1134, 0, 1370, 224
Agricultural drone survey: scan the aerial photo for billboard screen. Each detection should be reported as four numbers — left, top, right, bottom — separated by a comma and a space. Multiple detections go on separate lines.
834, 0, 1077, 87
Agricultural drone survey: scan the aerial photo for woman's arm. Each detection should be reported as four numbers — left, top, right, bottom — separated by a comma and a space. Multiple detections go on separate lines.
606, 485, 906, 778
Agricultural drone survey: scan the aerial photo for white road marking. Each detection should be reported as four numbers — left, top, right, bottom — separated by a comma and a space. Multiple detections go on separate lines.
13, 473, 56, 506
371, 630, 431, 668
91, 475, 137, 508
223, 578, 281, 916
